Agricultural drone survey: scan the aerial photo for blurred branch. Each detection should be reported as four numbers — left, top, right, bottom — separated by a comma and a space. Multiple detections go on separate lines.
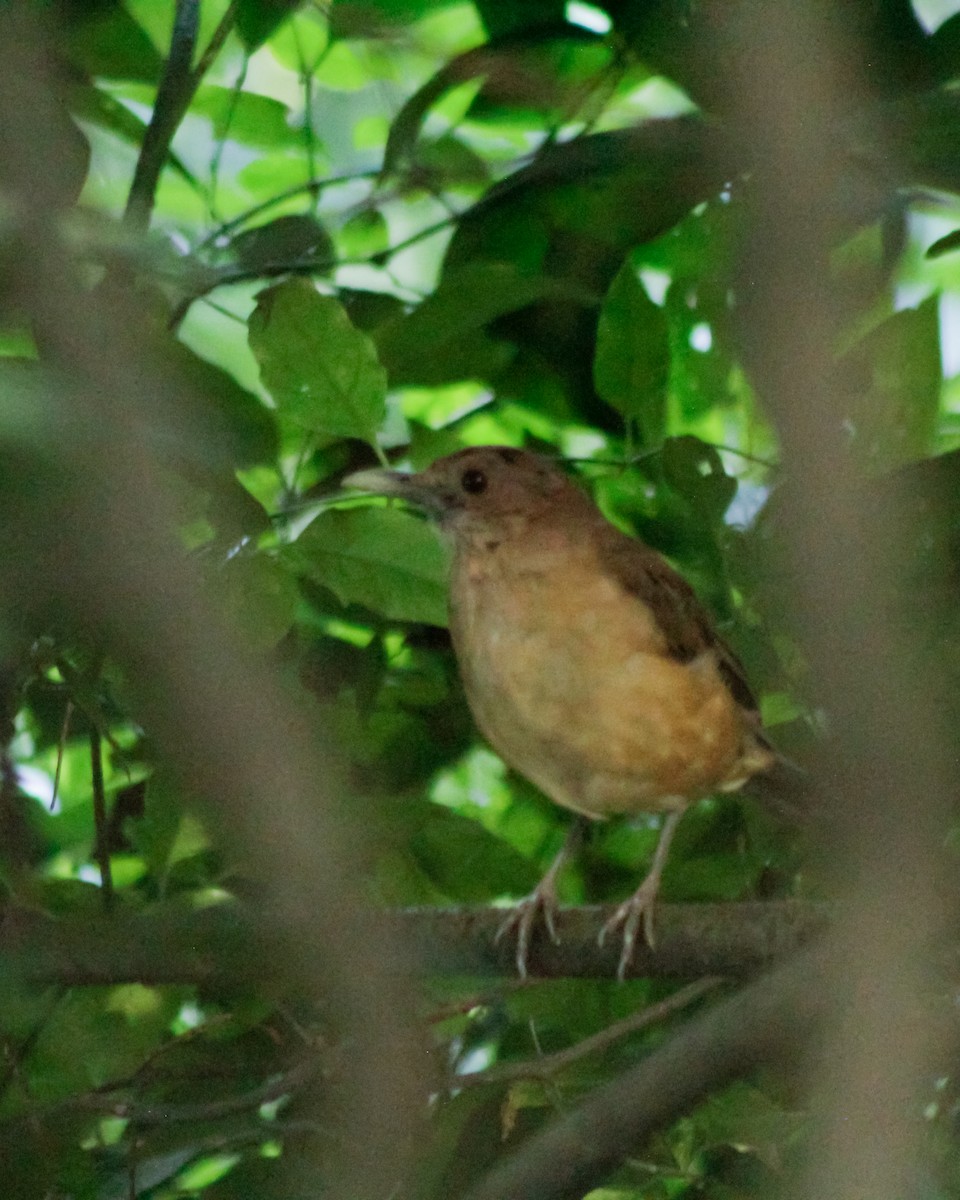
0, 12, 428, 1200
0, 901, 829, 985
724, 6, 960, 1200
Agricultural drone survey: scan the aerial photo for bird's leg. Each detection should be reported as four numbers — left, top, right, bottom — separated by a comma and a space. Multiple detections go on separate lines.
495, 818, 586, 979
599, 808, 684, 981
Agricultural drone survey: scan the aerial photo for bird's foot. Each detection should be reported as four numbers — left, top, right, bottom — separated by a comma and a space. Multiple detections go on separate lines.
494, 879, 561, 979
598, 876, 659, 982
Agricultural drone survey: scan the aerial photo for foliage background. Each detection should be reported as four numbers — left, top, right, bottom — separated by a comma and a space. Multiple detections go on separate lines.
2, 1, 960, 1197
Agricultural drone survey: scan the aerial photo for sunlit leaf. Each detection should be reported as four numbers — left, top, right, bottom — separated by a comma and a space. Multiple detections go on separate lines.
289, 506, 449, 625
249, 278, 387, 445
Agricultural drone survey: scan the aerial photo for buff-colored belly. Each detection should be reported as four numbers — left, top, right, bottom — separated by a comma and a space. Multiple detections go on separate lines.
451, 557, 764, 819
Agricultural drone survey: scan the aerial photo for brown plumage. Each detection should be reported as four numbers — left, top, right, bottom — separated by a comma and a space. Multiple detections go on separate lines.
347, 446, 783, 978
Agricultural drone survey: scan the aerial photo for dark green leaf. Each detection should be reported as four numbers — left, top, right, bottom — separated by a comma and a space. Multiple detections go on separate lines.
594, 259, 670, 439
169, 341, 279, 469
475, 0, 566, 38
382, 27, 598, 176
926, 228, 960, 259
236, 0, 304, 49
191, 85, 300, 149
695, 1081, 804, 1169
376, 262, 581, 386
660, 436, 737, 526
843, 296, 941, 470
230, 214, 335, 271
412, 806, 538, 900
65, 5, 163, 83
68, 85, 197, 189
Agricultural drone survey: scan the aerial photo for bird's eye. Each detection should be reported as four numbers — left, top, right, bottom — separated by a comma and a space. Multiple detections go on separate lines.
461, 468, 488, 495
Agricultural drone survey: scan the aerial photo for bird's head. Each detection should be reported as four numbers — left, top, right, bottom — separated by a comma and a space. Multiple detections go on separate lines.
345, 446, 590, 537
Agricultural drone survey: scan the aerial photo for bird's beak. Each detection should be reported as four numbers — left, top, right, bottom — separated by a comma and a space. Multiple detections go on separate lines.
343, 466, 413, 497
343, 466, 444, 512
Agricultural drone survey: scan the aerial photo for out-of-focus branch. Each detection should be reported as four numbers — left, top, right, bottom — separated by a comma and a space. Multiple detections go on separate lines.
0, 901, 831, 986
0, 12, 428, 1200
723, 6, 960, 1200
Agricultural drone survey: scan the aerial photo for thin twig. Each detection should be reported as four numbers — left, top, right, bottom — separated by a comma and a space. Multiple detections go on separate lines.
89, 727, 115, 911
51, 698, 73, 811
194, 171, 378, 253
208, 53, 249, 219
189, 0, 239, 86
458, 976, 725, 1088
73, 1056, 321, 1125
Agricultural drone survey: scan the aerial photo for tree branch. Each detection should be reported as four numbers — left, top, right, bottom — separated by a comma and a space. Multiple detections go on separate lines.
124, 0, 238, 231
0, 901, 830, 987
124, 0, 200, 231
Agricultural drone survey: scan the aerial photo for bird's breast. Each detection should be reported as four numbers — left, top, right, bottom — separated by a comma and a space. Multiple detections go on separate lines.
448, 539, 768, 817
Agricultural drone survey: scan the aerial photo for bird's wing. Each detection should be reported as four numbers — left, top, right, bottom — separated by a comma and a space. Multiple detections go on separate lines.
595, 524, 761, 718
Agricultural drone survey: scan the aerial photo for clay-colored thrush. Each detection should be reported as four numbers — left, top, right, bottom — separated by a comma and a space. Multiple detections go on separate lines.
347, 446, 785, 978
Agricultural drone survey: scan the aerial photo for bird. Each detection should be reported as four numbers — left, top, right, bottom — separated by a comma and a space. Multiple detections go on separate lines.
346, 445, 793, 979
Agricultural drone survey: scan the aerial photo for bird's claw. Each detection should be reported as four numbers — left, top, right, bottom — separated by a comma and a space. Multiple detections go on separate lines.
598, 880, 659, 981
495, 885, 561, 979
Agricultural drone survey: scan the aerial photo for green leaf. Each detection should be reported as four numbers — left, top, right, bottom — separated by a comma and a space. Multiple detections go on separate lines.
249, 278, 386, 446
65, 6, 164, 83
339, 210, 389, 259
217, 553, 300, 650
844, 296, 941, 470
169, 341, 279, 469
236, 0, 304, 50
594, 259, 669, 440
70, 86, 198, 189
411, 806, 539, 900
230, 214, 334, 272
381, 27, 600, 176
191, 86, 299, 150
289, 507, 449, 626
695, 1080, 804, 1169
660, 436, 737, 526
926, 228, 960, 259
